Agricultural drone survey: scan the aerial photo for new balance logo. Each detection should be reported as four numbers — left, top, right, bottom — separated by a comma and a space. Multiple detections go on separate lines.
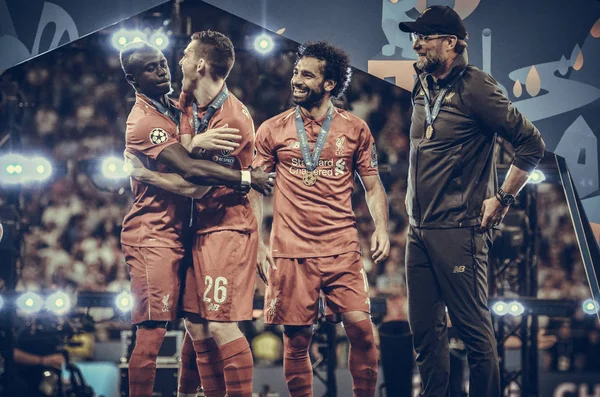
207, 303, 220, 312
453, 266, 466, 273
335, 159, 346, 176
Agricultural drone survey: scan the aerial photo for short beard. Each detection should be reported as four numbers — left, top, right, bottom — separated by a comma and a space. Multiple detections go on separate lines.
417, 43, 444, 73
293, 89, 325, 108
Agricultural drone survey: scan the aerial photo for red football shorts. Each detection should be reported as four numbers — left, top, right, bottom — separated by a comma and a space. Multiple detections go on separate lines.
264, 251, 371, 325
122, 244, 184, 324
182, 230, 258, 321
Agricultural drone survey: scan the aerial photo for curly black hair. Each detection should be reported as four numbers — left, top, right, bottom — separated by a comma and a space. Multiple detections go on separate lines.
296, 41, 352, 99
191, 30, 235, 80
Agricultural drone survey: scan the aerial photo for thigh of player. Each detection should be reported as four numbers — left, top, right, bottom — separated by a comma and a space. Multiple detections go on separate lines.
265, 256, 322, 326
122, 244, 184, 324
192, 230, 258, 322
321, 251, 371, 318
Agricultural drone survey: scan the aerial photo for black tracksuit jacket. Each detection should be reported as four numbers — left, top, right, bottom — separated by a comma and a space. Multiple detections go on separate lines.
407, 53, 546, 228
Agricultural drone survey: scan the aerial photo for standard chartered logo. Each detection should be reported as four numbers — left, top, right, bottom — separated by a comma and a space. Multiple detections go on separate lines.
289, 157, 347, 177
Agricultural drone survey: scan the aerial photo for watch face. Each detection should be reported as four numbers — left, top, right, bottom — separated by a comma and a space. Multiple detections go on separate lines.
503, 195, 515, 206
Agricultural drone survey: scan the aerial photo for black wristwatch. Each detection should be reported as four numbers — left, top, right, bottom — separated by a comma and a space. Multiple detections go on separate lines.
496, 188, 515, 207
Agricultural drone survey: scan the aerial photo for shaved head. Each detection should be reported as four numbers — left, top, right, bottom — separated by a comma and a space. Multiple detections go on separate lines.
120, 42, 162, 75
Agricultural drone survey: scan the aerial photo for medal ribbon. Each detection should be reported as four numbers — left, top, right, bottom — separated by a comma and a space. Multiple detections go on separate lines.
294, 103, 334, 173
420, 69, 466, 132
149, 96, 181, 126
192, 84, 229, 134
189, 84, 230, 227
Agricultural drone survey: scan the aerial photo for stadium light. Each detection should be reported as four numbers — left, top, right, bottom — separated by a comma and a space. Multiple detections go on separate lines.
0, 154, 53, 185
492, 301, 509, 316
583, 299, 599, 315
27, 156, 53, 182
528, 170, 546, 184
0, 153, 27, 184
111, 29, 150, 50
101, 156, 129, 180
253, 34, 274, 54
150, 31, 169, 50
508, 301, 525, 316
115, 291, 133, 312
112, 29, 131, 50
16, 292, 44, 315
45, 291, 71, 316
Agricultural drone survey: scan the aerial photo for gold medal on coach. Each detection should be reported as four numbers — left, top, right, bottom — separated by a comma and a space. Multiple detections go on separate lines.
426, 125, 434, 139
303, 171, 317, 186
419, 68, 466, 142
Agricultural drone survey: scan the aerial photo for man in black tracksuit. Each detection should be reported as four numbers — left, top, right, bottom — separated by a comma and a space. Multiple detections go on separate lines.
399, 6, 546, 397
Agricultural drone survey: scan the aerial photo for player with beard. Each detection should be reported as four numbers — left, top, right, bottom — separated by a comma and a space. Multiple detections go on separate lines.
252, 41, 390, 397
119, 41, 273, 397
399, 6, 545, 397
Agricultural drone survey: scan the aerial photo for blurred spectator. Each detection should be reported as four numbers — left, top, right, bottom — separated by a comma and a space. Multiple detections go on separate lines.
0, 6, 595, 368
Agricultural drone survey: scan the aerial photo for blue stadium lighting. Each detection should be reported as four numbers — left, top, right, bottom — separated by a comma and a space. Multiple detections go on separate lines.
130, 30, 147, 44
508, 301, 525, 316
150, 31, 169, 50
0, 154, 53, 184
254, 34, 274, 54
492, 301, 509, 316
112, 29, 131, 50
583, 299, 599, 315
528, 169, 546, 184
101, 156, 129, 180
111, 29, 148, 50
16, 292, 44, 315
0, 153, 27, 184
115, 291, 133, 312
28, 156, 53, 182
46, 291, 71, 316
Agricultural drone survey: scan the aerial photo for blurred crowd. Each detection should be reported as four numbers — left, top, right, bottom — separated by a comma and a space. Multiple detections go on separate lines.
0, 5, 598, 374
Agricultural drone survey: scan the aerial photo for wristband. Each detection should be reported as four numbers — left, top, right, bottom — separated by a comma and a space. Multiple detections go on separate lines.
241, 170, 251, 188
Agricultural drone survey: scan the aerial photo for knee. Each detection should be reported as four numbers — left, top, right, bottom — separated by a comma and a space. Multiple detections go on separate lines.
409, 320, 444, 348
283, 326, 312, 354
207, 321, 236, 339
344, 319, 375, 350
184, 316, 209, 341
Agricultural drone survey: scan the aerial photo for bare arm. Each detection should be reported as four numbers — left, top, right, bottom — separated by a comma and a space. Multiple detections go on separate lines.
360, 174, 390, 264
479, 164, 530, 229
501, 165, 530, 196
157, 143, 274, 194
124, 152, 211, 199
157, 143, 242, 186
249, 189, 276, 283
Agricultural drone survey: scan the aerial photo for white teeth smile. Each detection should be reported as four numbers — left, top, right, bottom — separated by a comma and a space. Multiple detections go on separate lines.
294, 88, 307, 94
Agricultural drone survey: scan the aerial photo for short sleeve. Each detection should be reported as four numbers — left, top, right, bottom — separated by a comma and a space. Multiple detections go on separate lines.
353, 119, 379, 177
252, 121, 276, 173
220, 106, 255, 169
126, 114, 179, 160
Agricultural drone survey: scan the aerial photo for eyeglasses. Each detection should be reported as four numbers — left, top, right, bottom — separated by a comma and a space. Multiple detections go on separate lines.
410, 33, 455, 43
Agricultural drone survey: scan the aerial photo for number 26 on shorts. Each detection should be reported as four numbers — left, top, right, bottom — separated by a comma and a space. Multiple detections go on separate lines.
203, 276, 228, 304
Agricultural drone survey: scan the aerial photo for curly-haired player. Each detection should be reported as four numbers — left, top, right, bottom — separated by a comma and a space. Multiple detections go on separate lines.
253, 41, 390, 397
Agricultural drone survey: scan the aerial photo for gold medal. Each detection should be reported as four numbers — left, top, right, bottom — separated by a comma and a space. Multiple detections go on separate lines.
303, 171, 317, 186
426, 124, 434, 139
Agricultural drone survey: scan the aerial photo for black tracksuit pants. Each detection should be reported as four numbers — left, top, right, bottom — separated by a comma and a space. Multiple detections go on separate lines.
406, 225, 500, 397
